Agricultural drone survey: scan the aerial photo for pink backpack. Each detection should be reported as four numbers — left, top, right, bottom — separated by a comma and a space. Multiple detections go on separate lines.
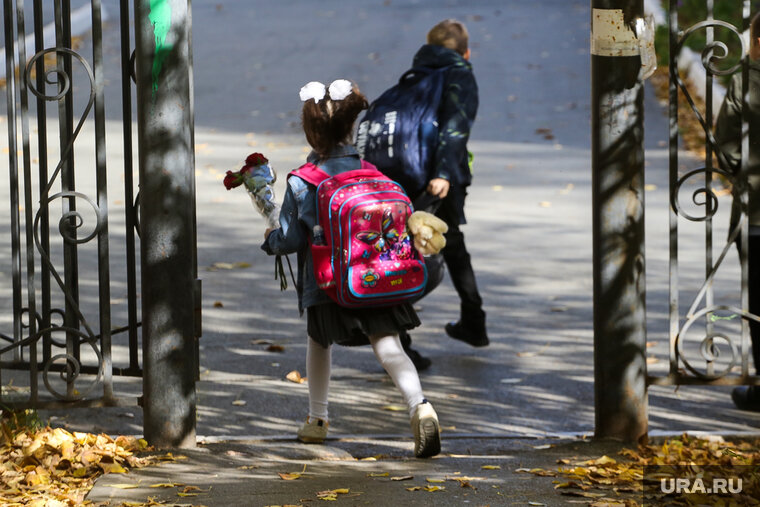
289, 160, 427, 308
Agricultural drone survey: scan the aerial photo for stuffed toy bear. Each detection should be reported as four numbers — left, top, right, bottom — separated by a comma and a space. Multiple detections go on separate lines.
407, 210, 448, 256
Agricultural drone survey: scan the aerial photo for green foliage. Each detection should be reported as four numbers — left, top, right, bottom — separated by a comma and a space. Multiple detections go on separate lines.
655, 24, 671, 68
0, 405, 45, 434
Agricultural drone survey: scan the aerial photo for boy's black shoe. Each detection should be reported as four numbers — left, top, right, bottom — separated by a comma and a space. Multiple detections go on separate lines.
731, 386, 760, 412
445, 321, 489, 347
403, 344, 432, 371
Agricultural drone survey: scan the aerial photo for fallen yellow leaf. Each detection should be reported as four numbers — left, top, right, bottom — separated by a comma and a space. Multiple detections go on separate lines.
426, 478, 445, 483
316, 488, 349, 500
367, 472, 389, 477
109, 483, 139, 489
583, 455, 616, 466
286, 370, 307, 384
423, 485, 445, 492
481, 465, 501, 470
278, 472, 302, 481
381, 405, 406, 412
72, 467, 88, 477
157, 452, 187, 461
99, 462, 127, 474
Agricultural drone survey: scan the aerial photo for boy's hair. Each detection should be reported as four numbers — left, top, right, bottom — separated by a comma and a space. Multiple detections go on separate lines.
753, 12, 760, 47
302, 82, 368, 160
427, 19, 469, 55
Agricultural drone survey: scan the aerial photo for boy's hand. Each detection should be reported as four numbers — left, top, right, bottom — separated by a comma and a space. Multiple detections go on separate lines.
264, 228, 275, 240
427, 178, 450, 198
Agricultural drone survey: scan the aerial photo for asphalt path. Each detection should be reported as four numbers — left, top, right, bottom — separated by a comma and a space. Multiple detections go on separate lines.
1, 0, 758, 441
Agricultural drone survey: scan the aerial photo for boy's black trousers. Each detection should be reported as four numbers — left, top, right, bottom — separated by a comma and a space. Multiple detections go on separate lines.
435, 191, 485, 330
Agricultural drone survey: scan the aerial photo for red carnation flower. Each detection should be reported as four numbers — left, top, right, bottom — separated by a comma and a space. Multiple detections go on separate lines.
223, 170, 243, 190
245, 152, 268, 166
224, 152, 272, 191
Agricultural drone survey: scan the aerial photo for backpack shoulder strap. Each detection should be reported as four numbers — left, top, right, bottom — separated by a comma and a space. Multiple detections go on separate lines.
290, 160, 386, 186
288, 162, 331, 187
398, 64, 454, 85
359, 159, 378, 171
327, 162, 386, 185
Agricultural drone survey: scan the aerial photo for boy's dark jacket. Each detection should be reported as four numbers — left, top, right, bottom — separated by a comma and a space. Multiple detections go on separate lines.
412, 44, 478, 223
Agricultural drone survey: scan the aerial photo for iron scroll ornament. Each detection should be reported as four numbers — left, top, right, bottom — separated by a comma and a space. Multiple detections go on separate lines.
24, 47, 96, 198
670, 18, 747, 193
669, 18, 755, 380
2, 47, 106, 400
33, 191, 103, 341
675, 305, 760, 380
0, 326, 103, 401
670, 19, 747, 223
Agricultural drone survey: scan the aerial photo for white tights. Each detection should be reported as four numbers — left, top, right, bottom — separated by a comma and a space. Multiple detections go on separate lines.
306, 334, 425, 422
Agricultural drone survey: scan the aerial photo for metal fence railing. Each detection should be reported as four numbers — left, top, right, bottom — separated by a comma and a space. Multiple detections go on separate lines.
0, 0, 141, 409
649, 0, 760, 387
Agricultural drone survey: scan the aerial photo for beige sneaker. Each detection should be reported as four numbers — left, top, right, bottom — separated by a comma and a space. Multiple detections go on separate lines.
297, 416, 328, 443
410, 400, 440, 458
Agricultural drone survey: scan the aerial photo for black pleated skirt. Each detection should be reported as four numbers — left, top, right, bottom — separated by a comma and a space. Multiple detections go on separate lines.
306, 301, 421, 347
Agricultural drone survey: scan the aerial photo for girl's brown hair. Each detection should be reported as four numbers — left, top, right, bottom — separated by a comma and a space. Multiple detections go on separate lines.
301, 82, 368, 160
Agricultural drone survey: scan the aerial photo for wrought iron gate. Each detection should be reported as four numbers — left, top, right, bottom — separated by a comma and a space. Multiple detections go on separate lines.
648, 0, 760, 387
0, 0, 142, 409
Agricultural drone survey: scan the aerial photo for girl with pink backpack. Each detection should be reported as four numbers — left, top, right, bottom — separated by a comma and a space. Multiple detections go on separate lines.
261, 79, 441, 458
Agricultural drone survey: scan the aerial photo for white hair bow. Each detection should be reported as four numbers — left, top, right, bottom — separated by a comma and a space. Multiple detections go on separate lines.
299, 79, 353, 103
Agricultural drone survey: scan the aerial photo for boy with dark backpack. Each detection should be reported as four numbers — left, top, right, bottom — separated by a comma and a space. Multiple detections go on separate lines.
357, 19, 488, 368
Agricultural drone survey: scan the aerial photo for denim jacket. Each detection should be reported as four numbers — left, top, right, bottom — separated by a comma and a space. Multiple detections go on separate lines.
261, 144, 363, 313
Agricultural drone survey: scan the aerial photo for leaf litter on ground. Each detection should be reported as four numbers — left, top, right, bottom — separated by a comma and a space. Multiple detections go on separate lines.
0, 422, 181, 505
519, 434, 760, 506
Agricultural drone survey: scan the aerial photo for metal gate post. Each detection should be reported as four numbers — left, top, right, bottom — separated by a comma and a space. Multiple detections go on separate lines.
135, 0, 197, 448
591, 0, 648, 442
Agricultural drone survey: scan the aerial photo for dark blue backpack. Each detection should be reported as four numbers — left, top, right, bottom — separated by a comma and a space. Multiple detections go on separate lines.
356, 65, 452, 199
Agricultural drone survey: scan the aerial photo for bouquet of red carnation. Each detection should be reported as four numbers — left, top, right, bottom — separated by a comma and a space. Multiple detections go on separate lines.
224, 152, 280, 228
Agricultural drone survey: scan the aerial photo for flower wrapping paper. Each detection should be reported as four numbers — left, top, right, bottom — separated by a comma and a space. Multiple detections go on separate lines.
242, 162, 280, 229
